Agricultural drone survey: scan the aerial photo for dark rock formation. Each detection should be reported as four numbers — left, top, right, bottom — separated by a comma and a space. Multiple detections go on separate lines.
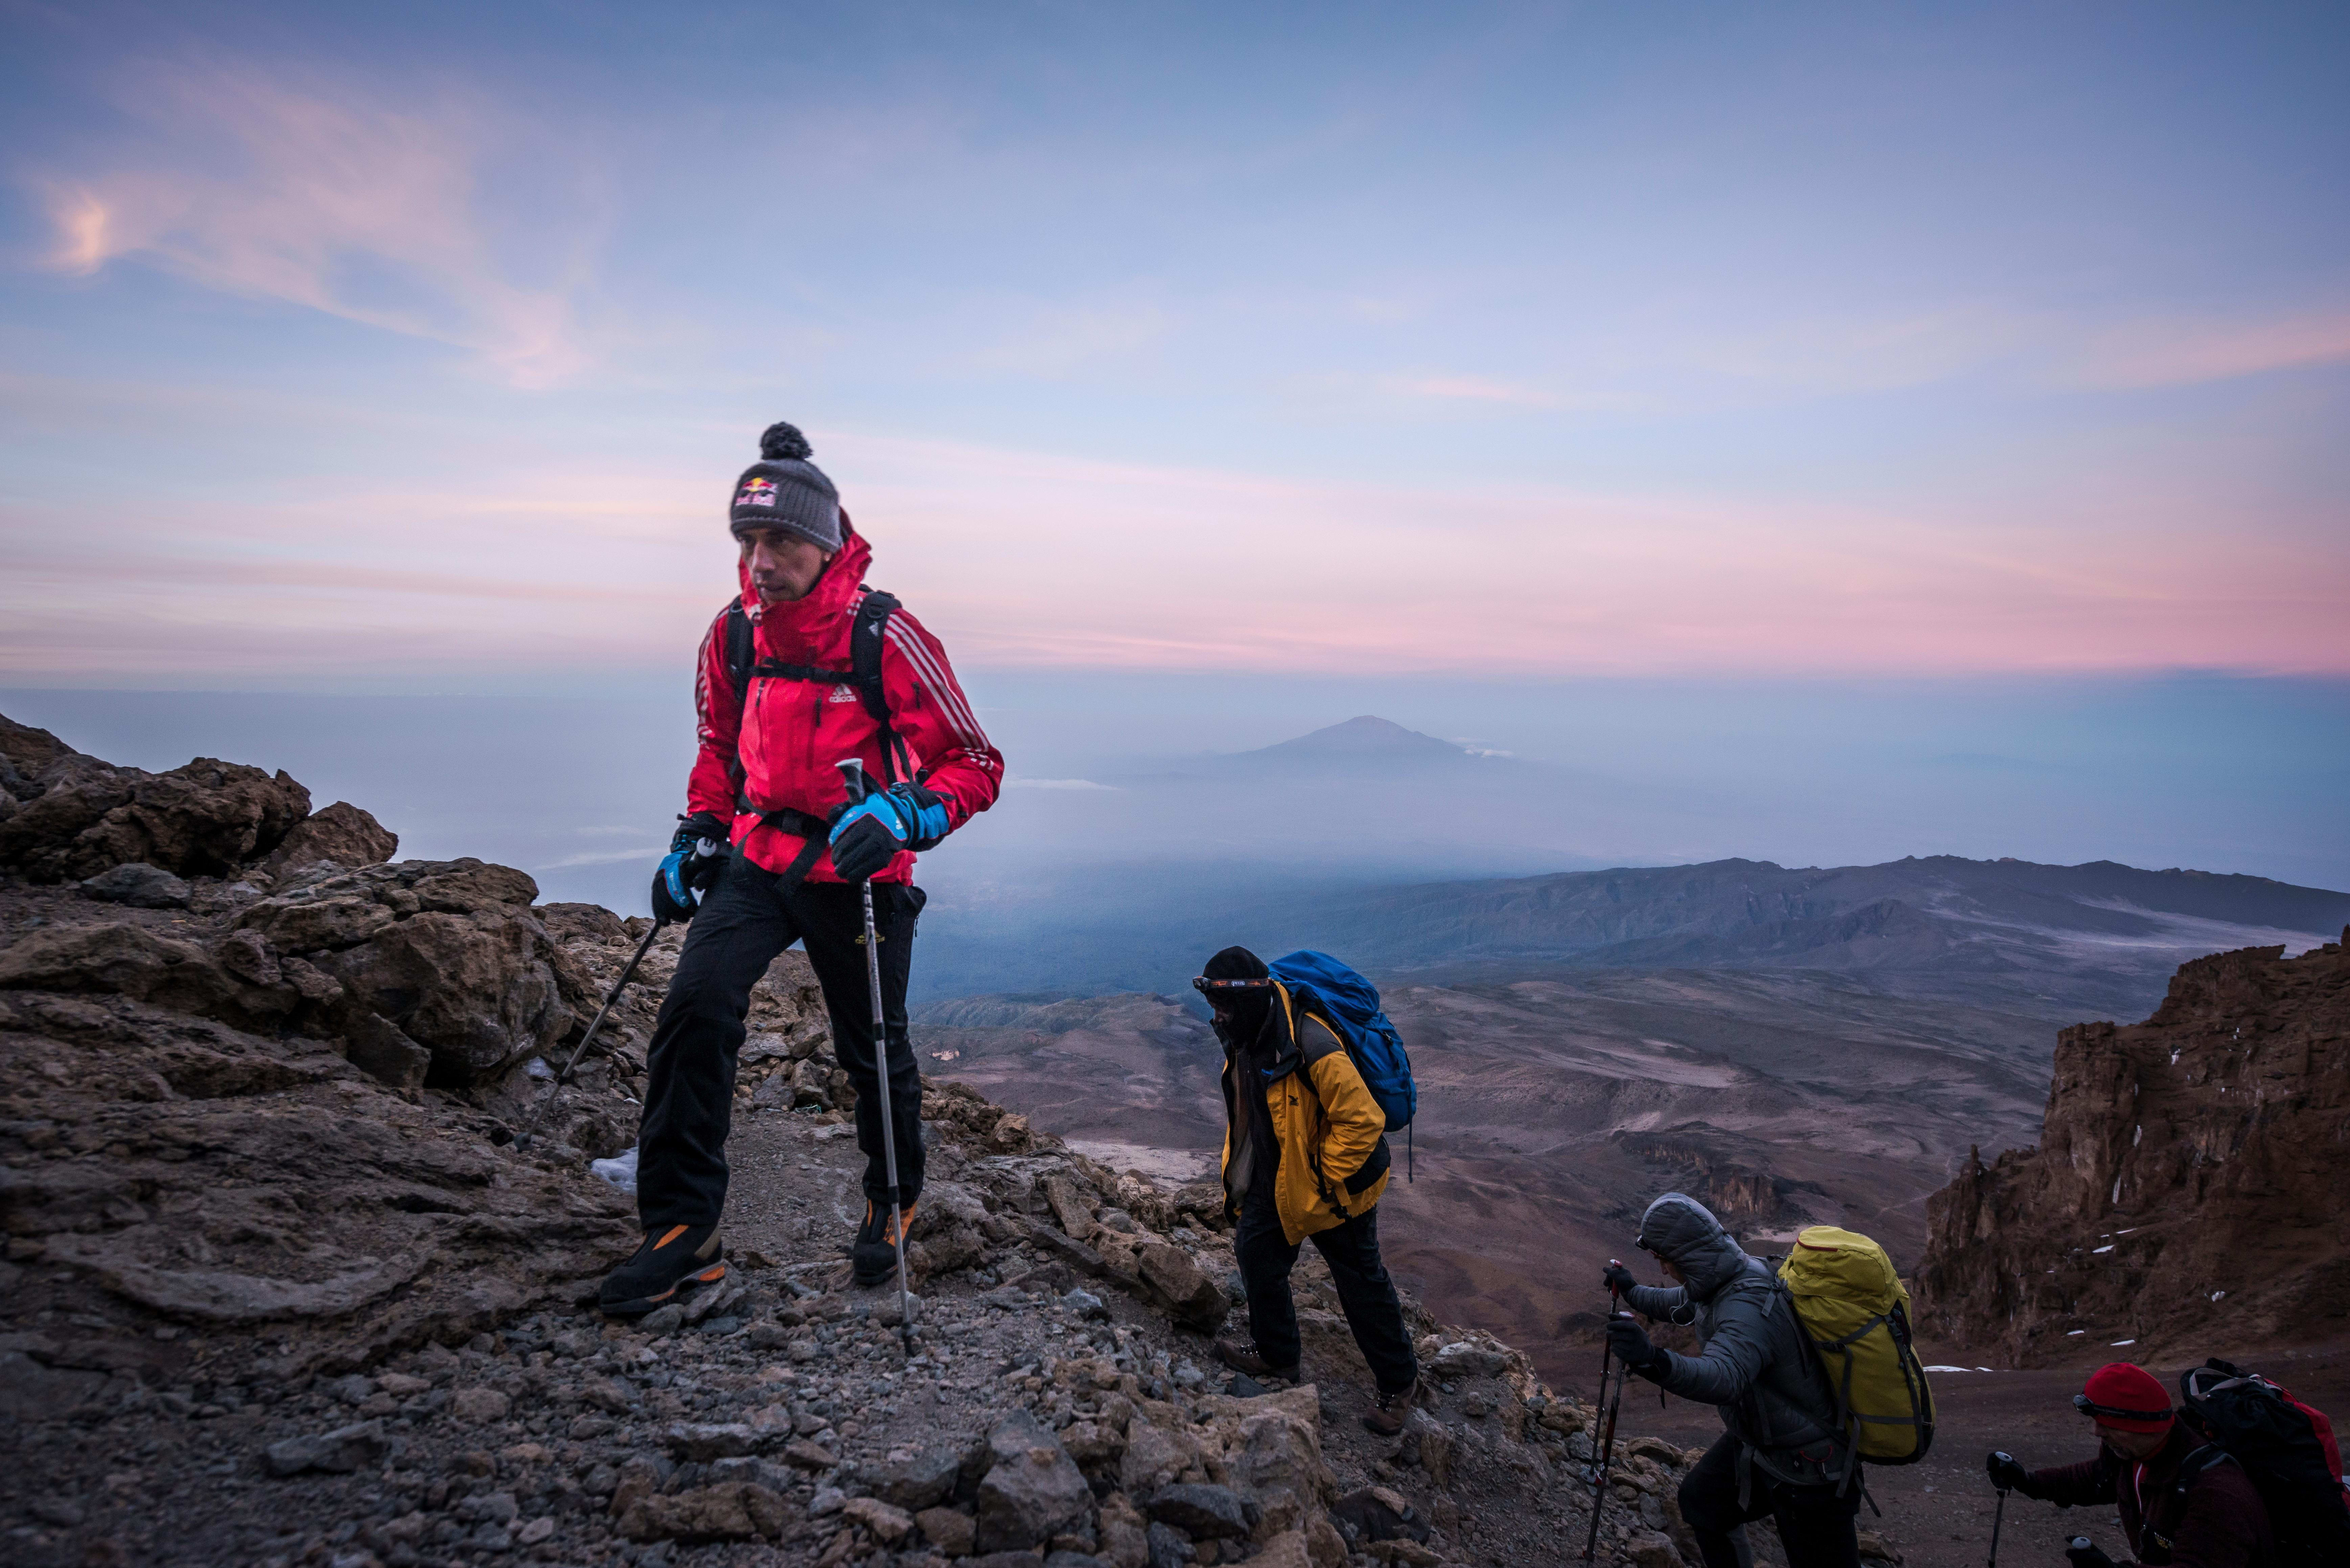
1912, 932, 2350, 1360
260, 799, 399, 876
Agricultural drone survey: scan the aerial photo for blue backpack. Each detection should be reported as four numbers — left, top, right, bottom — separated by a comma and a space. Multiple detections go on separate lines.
1268, 950, 1418, 1180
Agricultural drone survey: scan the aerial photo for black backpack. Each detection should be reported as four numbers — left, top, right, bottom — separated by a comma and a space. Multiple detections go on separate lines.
2176, 1358, 2350, 1568
721, 589, 909, 786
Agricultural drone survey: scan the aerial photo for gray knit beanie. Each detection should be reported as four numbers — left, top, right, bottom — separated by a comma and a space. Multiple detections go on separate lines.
728, 422, 841, 552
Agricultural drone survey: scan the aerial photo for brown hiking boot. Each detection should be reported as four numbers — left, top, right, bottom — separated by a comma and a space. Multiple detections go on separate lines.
1363, 1375, 1421, 1435
1214, 1334, 1301, 1383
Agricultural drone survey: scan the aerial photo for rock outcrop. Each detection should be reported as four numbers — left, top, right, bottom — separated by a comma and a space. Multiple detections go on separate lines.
0, 711, 1694, 1567
1912, 933, 2350, 1361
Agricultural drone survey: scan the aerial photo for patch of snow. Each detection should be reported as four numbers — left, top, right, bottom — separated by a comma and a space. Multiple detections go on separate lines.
2093, 1245, 2115, 1254
2212, 1290, 2226, 1302
1924, 1365, 1970, 1373
2067, 1330, 2087, 1336
2111, 1339, 2136, 1346
590, 1145, 639, 1194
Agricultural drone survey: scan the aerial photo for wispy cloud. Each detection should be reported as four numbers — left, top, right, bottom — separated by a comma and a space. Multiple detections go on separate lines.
1383, 373, 1560, 408
2065, 309, 2350, 389
33, 59, 596, 386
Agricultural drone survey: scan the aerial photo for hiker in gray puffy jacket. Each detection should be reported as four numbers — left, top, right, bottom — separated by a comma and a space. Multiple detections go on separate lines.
1602, 1193, 1859, 1568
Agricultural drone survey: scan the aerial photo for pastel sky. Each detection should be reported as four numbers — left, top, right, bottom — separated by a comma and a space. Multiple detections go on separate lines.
3, 1, 2347, 684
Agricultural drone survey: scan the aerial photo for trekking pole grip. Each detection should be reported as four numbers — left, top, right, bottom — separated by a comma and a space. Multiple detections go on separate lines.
836, 757, 868, 805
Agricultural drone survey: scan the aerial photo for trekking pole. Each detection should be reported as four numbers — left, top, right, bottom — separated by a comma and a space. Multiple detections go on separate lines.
512, 917, 665, 1153
1987, 1452, 2014, 1568
1581, 1277, 1628, 1561
837, 758, 916, 1354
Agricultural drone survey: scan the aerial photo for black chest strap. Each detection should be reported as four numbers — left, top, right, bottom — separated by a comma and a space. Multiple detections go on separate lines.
722, 588, 910, 788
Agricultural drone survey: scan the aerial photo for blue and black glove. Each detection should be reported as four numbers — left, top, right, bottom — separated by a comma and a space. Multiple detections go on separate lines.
827, 783, 951, 883
1605, 1313, 1667, 1378
1602, 1260, 1638, 1299
651, 812, 729, 923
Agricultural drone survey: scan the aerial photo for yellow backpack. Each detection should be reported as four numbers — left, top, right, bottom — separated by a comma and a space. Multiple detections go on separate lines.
1777, 1227, 1937, 1474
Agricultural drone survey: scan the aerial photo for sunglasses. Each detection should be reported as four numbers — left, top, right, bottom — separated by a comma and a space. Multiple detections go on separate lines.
2073, 1393, 2171, 1423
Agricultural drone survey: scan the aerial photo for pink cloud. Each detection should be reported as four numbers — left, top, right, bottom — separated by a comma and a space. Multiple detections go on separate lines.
33, 62, 593, 387
1, 425, 2342, 684
2068, 310, 2350, 389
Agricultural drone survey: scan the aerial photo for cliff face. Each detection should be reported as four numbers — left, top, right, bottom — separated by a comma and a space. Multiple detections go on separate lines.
1913, 934, 2350, 1362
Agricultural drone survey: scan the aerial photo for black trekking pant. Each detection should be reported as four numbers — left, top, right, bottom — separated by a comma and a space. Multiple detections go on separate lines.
1678, 1433, 1860, 1568
637, 852, 924, 1230
1235, 1193, 1419, 1396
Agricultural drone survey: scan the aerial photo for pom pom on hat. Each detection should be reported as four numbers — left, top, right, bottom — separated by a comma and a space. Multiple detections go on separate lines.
760, 421, 813, 462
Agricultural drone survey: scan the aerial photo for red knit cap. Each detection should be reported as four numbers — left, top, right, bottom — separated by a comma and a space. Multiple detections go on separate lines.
2080, 1362, 2174, 1434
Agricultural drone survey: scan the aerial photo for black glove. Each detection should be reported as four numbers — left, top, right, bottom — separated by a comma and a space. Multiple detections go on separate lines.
1605, 1314, 1665, 1378
2065, 1540, 2116, 1568
1602, 1260, 1638, 1299
1986, 1450, 2039, 1498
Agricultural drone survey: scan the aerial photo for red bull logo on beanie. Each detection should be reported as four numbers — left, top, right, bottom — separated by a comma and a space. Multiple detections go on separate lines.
736, 477, 777, 508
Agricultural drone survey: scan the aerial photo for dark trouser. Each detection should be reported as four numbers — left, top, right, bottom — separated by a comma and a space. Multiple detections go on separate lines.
637, 852, 924, 1229
1234, 1193, 1419, 1396
1678, 1433, 1860, 1568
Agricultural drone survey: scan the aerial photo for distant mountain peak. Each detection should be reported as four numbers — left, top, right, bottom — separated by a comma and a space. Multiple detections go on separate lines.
1240, 715, 1471, 761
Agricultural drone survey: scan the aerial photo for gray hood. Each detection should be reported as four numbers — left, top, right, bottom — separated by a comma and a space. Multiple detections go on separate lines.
1635, 1192, 1750, 1301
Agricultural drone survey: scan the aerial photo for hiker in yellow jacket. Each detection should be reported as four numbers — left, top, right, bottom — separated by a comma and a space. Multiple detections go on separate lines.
1197, 945, 1421, 1434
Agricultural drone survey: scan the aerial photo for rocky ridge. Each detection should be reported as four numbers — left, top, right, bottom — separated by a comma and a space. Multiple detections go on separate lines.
1912, 932, 2349, 1361
0, 714, 1751, 1568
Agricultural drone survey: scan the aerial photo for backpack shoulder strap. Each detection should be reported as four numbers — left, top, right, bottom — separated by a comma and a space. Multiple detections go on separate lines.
724, 597, 755, 704
2144, 1445, 2233, 1560
851, 589, 899, 722
852, 589, 908, 784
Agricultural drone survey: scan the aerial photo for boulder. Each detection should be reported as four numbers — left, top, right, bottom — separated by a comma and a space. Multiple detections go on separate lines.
239, 858, 574, 1083
261, 801, 398, 876
841, 1496, 915, 1543
1428, 1342, 1508, 1380
262, 1420, 389, 1477
975, 1408, 1093, 1552
0, 756, 310, 882
344, 1013, 431, 1091
665, 1422, 768, 1461
79, 862, 193, 908
1138, 1243, 1228, 1331
857, 1446, 962, 1510
1146, 1483, 1250, 1540
916, 1505, 976, 1556
616, 1482, 787, 1543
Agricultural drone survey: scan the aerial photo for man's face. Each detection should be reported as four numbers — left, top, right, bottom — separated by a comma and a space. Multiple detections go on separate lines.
739, 529, 832, 603
2094, 1421, 2169, 1462
1642, 1245, 1687, 1285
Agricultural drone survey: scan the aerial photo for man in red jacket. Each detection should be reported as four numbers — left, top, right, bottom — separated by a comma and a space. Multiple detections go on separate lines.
600, 422, 1003, 1316
1986, 1362, 2273, 1568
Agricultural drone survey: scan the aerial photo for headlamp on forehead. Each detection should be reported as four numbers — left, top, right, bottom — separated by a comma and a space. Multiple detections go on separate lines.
1193, 977, 1273, 999
2072, 1393, 2171, 1424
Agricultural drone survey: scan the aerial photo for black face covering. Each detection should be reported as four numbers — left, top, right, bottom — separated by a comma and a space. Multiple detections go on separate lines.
1205, 944, 1283, 1206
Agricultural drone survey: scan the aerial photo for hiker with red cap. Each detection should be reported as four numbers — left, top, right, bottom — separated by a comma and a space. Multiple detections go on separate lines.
1986, 1362, 2273, 1567
599, 422, 1002, 1316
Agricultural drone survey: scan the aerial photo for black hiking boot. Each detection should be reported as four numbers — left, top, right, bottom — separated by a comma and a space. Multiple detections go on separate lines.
599, 1223, 725, 1317
1214, 1334, 1301, 1383
1363, 1374, 1421, 1435
851, 1199, 916, 1287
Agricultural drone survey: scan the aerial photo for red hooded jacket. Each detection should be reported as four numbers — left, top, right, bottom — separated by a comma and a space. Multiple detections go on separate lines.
686, 519, 1001, 884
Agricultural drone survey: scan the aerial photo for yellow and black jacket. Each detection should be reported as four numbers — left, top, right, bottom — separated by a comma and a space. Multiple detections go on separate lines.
1218, 982, 1393, 1245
